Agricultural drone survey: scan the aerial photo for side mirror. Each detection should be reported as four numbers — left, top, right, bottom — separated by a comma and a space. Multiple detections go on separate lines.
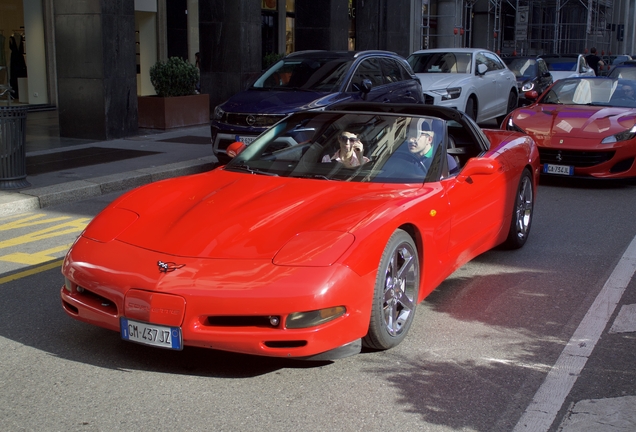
360, 78, 373, 93
477, 64, 488, 75
353, 78, 373, 100
226, 141, 246, 158
524, 90, 539, 100
457, 157, 499, 181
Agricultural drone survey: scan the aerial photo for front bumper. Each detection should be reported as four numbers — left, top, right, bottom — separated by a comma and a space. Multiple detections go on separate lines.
538, 141, 636, 179
210, 122, 266, 159
60, 236, 374, 358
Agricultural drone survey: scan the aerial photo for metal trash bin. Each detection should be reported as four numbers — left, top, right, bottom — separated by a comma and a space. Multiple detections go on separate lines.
0, 105, 31, 189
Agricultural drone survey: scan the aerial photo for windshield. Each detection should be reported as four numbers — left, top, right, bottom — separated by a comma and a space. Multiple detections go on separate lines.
609, 67, 636, 80
504, 58, 537, 78
543, 57, 578, 71
224, 111, 449, 183
408, 52, 473, 74
251, 58, 352, 92
541, 78, 636, 108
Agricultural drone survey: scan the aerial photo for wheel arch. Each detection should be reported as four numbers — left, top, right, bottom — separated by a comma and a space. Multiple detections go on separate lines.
396, 223, 428, 302
465, 94, 478, 120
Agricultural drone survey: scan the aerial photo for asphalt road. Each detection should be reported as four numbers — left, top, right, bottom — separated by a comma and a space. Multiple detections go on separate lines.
0, 177, 635, 431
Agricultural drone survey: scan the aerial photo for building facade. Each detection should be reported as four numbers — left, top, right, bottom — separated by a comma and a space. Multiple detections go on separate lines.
1, 0, 635, 140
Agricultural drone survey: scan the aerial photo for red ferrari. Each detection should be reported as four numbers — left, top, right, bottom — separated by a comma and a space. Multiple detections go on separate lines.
61, 103, 539, 360
504, 77, 636, 179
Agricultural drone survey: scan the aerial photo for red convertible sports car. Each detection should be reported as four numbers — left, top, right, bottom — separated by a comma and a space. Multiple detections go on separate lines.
61, 103, 539, 360
504, 77, 636, 179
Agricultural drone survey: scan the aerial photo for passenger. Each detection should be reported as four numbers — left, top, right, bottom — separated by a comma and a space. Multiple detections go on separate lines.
322, 131, 370, 168
405, 120, 459, 176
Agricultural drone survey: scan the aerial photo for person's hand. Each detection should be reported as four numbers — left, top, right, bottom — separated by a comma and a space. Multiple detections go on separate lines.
353, 140, 364, 157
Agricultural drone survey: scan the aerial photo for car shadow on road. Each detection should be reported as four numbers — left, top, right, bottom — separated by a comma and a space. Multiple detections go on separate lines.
539, 174, 636, 189
0, 265, 333, 378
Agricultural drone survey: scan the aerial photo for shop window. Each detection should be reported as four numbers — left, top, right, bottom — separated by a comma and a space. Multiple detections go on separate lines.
286, 0, 295, 54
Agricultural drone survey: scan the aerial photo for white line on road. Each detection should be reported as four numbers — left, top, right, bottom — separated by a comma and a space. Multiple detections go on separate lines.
513, 235, 636, 432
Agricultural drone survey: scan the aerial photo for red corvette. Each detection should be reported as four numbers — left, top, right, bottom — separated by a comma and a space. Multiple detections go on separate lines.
504, 77, 636, 179
61, 103, 539, 360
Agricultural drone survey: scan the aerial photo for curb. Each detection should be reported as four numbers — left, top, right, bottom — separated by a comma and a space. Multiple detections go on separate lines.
0, 156, 218, 217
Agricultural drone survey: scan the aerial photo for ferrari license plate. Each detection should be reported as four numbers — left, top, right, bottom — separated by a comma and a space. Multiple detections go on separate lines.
120, 318, 182, 350
543, 164, 574, 176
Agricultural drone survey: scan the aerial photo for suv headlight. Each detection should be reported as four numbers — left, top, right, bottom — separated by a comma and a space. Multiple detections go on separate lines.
601, 126, 636, 144
213, 105, 225, 121
521, 81, 535, 92
432, 87, 462, 100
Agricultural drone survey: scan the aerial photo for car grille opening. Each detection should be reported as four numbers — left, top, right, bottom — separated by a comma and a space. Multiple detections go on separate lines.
264, 341, 308, 348
205, 316, 280, 328
610, 157, 634, 173
424, 95, 435, 105
62, 300, 79, 315
75, 287, 118, 315
539, 149, 615, 167
224, 113, 286, 127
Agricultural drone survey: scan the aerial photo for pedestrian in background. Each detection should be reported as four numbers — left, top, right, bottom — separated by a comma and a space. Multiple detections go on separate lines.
585, 47, 604, 76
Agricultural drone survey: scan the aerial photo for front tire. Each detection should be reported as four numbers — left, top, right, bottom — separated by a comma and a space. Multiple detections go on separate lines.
497, 90, 518, 126
465, 97, 477, 121
502, 168, 534, 249
363, 229, 420, 350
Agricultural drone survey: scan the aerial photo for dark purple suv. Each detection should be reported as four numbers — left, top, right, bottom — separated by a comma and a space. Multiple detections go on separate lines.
211, 50, 423, 162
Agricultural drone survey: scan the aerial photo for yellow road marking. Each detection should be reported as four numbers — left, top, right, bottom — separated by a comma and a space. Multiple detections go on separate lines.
0, 259, 63, 285
0, 214, 73, 231
0, 218, 89, 250
0, 244, 72, 265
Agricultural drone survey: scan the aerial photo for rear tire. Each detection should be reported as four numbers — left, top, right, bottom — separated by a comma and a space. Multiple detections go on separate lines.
502, 168, 534, 249
363, 229, 420, 350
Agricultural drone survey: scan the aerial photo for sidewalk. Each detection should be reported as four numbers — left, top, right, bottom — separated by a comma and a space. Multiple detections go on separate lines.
0, 112, 217, 217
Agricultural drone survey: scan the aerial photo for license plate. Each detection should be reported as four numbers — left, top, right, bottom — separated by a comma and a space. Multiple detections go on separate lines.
543, 164, 574, 176
236, 135, 256, 145
120, 317, 182, 350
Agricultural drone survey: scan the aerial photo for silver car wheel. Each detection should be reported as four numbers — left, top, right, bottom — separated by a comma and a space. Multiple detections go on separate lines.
503, 168, 534, 249
363, 229, 420, 350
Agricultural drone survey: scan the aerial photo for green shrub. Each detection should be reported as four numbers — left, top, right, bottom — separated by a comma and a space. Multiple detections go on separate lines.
149, 57, 199, 97
263, 52, 285, 70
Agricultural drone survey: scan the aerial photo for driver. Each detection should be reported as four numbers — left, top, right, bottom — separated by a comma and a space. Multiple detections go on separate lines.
322, 131, 370, 168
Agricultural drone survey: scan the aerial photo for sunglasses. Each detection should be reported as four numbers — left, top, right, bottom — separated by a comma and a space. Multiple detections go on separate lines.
340, 136, 359, 142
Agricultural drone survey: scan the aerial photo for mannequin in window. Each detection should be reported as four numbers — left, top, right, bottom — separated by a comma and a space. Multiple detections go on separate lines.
9, 33, 27, 99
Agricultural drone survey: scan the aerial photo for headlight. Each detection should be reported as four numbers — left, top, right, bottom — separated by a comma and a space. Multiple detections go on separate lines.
213, 105, 225, 120
64, 277, 73, 292
601, 126, 636, 143
506, 117, 526, 133
432, 87, 462, 100
286, 306, 346, 329
521, 81, 535, 92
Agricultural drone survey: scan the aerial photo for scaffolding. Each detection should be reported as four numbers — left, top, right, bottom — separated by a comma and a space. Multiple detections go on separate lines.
419, 0, 614, 55
421, 0, 474, 49
488, 0, 613, 55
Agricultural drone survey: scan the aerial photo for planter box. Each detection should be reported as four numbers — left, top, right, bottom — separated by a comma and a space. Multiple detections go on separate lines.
138, 94, 210, 129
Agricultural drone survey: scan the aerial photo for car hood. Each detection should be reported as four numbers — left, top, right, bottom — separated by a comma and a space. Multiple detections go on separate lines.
219, 89, 350, 114
99, 169, 422, 260
415, 73, 471, 90
511, 104, 636, 142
